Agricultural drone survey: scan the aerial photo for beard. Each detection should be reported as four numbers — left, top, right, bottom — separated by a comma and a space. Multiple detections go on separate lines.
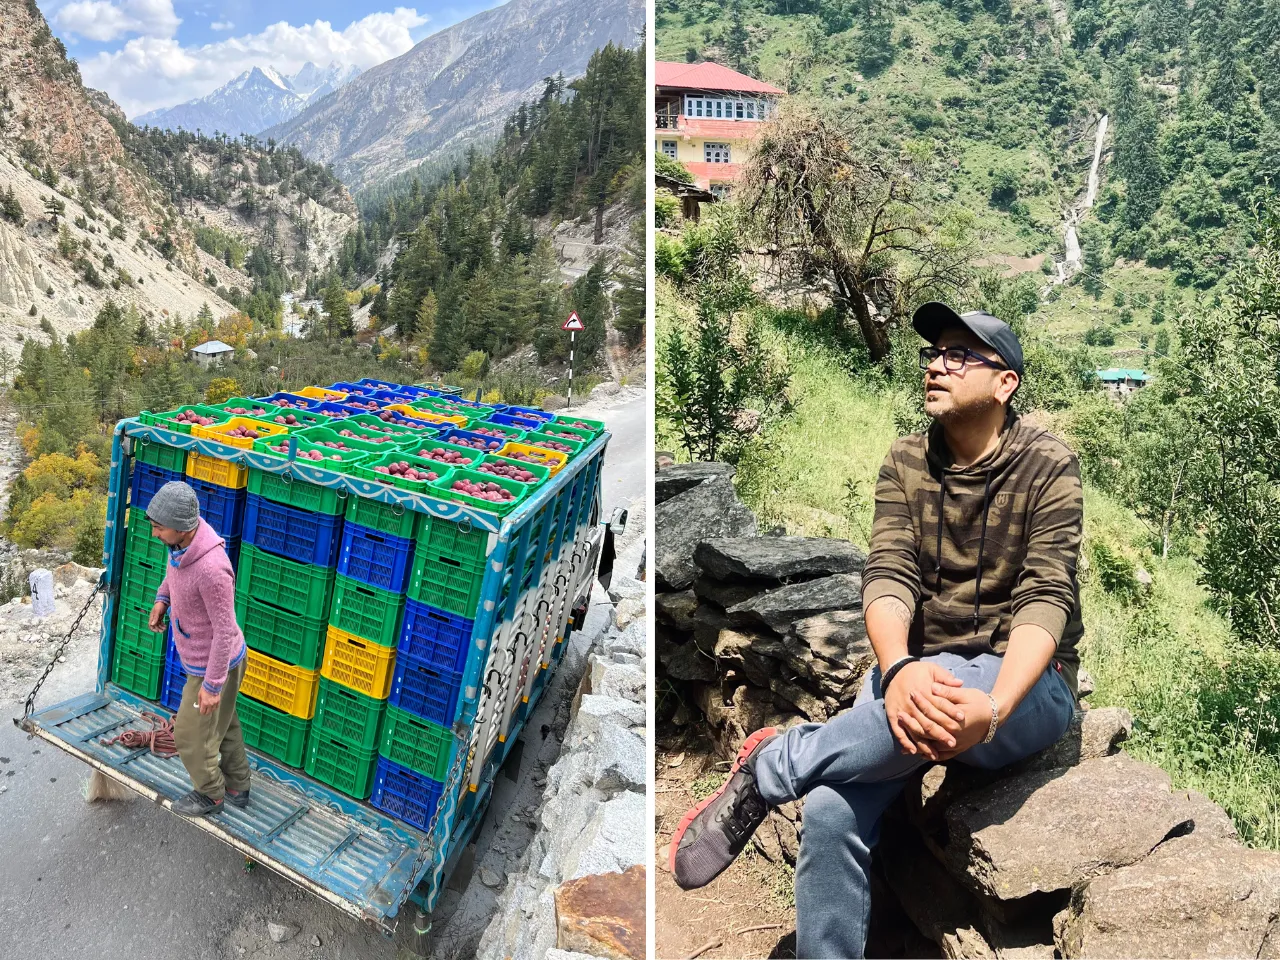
923, 382, 999, 425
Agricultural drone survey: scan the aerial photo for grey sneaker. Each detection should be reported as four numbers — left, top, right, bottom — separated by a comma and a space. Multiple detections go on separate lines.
670, 727, 779, 890
225, 787, 249, 808
172, 789, 222, 817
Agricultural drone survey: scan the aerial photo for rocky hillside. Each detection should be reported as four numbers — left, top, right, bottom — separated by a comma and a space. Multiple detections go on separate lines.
0, 1, 355, 340
266, 0, 644, 191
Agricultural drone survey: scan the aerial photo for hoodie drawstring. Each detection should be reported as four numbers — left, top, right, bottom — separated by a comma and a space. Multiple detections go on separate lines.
935, 479, 946, 594
974, 472, 992, 634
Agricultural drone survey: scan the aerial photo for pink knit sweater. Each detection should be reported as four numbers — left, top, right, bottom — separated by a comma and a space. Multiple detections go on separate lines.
154, 518, 245, 695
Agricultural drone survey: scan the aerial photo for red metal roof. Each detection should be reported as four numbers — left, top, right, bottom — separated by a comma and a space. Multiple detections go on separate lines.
655, 61, 785, 95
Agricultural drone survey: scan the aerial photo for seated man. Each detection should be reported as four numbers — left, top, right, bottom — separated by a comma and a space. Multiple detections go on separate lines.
670, 302, 1081, 959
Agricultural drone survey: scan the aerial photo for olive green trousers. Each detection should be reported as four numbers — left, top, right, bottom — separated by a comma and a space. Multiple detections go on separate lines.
172, 657, 251, 802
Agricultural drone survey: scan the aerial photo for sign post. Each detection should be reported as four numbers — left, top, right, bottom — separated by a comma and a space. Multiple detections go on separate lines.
562, 310, 584, 409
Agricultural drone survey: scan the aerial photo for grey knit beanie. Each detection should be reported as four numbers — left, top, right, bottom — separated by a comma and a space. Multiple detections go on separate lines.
146, 481, 200, 531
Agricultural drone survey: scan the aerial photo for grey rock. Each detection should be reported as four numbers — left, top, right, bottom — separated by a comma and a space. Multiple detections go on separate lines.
546, 950, 602, 960
655, 476, 757, 590
591, 660, 645, 703
590, 381, 621, 398
266, 922, 298, 944
1054, 834, 1280, 958
604, 621, 646, 659
565, 790, 646, 880
944, 754, 1194, 900
783, 610, 875, 700
726, 574, 864, 634
1173, 789, 1238, 840
585, 722, 646, 794
541, 395, 568, 411
692, 576, 762, 611
714, 627, 786, 687
655, 590, 698, 632
607, 574, 645, 604
657, 635, 717, 682
697, 683, 801, 759
694, 536, 868, 582
655, 461, 735, 504
575, 694, 646, 735
1016, 707, 1132, 773
480, 867, 503, 888
310, 935, 322, 947
614, 596, 644, 629
1077, 668, 1095, 698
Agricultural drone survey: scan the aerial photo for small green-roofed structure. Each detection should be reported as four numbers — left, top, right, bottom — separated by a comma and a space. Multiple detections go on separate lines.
1096, 368, 1149, 398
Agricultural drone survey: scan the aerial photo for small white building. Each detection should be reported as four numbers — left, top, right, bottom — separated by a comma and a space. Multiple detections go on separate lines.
190, 339, 235, 368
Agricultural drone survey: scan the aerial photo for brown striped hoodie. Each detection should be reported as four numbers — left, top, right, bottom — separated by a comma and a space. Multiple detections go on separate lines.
861, 410, 1083, 698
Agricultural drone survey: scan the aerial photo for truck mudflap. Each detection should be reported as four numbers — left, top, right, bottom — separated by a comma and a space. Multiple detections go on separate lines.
20, 687, 432, 935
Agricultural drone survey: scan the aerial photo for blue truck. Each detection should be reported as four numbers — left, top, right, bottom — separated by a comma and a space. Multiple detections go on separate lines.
13, 401, 622, 940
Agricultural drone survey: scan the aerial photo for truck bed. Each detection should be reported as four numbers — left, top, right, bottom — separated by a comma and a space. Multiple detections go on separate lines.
22, 686, 433, 934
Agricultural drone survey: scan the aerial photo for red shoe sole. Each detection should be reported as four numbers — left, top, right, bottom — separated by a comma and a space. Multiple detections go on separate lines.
668, 726, 779, 878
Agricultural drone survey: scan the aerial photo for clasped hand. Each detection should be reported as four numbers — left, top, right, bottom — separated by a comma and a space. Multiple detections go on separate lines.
884, 661, 994, 762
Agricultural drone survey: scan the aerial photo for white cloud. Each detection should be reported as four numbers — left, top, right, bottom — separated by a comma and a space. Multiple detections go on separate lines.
54, 0, 180, 42
210, 20, 233, 31
79, 7, 428, 118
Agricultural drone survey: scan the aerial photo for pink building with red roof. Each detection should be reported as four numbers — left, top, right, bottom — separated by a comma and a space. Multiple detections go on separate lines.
655, 61, 785, 195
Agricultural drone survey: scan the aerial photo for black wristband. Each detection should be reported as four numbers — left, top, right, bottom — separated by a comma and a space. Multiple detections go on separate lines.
880, 656, 920, 695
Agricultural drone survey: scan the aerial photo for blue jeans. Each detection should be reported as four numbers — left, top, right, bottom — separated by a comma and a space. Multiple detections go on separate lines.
753, 652, 1076, 960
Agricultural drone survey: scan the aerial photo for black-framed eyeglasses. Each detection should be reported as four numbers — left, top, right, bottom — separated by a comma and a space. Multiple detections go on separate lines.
919, 346, 1009, 372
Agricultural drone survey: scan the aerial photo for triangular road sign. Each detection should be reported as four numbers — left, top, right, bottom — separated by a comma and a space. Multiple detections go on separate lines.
562, 311, 585, 332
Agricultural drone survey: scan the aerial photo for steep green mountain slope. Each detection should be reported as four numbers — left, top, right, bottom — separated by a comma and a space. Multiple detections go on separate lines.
657, 0, 1280, 362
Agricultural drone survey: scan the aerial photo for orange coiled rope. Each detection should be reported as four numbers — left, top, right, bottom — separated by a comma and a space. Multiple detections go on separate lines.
99, 710, 178, 757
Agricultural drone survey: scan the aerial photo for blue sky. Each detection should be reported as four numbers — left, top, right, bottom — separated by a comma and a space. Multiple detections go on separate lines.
36, 0, 505, 118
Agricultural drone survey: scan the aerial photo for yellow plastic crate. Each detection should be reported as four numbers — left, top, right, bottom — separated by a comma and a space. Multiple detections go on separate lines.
242, 648, 321, 719
498, 440, 569, 476
186, 451, 247, 488
297, 386, 347, 401
321, 626, 396, 700
383, 404, 468, 428
192, 416, 288, 450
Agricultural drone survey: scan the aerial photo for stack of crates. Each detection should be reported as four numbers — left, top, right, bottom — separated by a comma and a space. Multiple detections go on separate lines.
114, 380, 602, 841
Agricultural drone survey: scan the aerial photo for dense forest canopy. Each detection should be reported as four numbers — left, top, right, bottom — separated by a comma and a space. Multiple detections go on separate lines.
337, 41, 647, 370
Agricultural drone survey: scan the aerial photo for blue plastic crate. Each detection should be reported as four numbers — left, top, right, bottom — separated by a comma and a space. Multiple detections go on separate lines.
244, 495, 343, 567
398, 599, 472, 673
487, 412, 546, 431
389, 655, 463, 726
370, 756, 444, 831
337, 522, 414, 592
188, 478, 246, 540
160, 636, 187, 711
325, 382, 376, 396
503, 405, 552, 422
391, 384, 438, 399
130, 463, 183, 513
307, 400, 370, 420
354, 377, 406, 393
433, 428, 507, 455
225, 536, 241, 571
357, 389, 409, 407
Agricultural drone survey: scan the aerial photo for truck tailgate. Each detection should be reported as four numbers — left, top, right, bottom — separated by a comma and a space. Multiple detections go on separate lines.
20, 687, 432, 934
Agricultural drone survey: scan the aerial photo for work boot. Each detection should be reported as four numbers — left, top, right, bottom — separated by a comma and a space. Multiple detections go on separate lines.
670, 727, 779, 890
172, 789, 223, 817
224, 787, 250, 808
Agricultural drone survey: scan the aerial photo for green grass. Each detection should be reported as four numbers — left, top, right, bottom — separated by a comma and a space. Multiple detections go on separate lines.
660, 276, 1280, 849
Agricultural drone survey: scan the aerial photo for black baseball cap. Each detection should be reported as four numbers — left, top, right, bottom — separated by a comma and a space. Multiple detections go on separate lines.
912, 302, 1024, 378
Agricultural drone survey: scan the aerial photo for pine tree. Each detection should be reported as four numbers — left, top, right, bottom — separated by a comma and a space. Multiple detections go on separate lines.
321, 277, 353, 339
2, 186, 22, 224
415, 290, 438, 346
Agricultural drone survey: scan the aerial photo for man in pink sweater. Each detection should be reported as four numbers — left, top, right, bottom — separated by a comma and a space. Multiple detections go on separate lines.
146, 481, 250, 817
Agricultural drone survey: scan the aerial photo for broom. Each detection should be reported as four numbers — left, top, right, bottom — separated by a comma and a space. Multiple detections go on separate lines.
83, 768, 131, 802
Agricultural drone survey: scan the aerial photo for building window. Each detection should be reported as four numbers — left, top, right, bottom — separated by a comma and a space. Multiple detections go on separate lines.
685, 95, 771, 121
661, 140, 677, 159
704, 142, 731, 163
710, 183, 732, 200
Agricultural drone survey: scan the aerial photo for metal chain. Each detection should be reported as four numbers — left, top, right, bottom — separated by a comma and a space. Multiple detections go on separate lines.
396, 729, 469, 918
18, 579, 105, 725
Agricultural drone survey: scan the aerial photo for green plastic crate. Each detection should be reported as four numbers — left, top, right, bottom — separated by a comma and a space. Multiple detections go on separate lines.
550, 414, 605, 437
295, 424, 405, 456
305, 729, 379, 799
234, 593, 327, 670
251, 432, 371, 475
329, 575, 405, 648
534, 423, 593, 445
406, 551, 485, 619
313, 677, 387, 751
236, 693, 310, 766
344, 492, 421, 539
134, 436, 188, 472
124, 508, 168, 568
111, 639, 163, 699
120, 557, 167, 608
115, 598, 166, 658
138, 404, 230, 434
412, 396, 497, 420
344, 413, 431, 442
246, 467, 345, 516
524, 430, 586, 458
351, 449, 461, 492
236, 544, 335, 620
415, 512, 491, 567
379, 705, 453, 780
430, 467, 527, 516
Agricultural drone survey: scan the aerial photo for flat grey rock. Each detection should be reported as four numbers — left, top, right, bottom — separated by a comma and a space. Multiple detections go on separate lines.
655, 590, 697, 632
694, 536, 867, 582
655, 461, 734, 504
585, 722, 646, 795
944, 754, 1194, 900
655, 476, 757, 590
480, 867, 503, 888
726, 573, 864, 634
1016, 707, 1132, 773
1054, 834, 1280, 958
692, 575, 762, 611
266, 922, 298, 944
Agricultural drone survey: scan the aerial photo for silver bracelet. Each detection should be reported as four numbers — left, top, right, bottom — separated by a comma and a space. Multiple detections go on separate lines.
982, 693, 1000, 744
